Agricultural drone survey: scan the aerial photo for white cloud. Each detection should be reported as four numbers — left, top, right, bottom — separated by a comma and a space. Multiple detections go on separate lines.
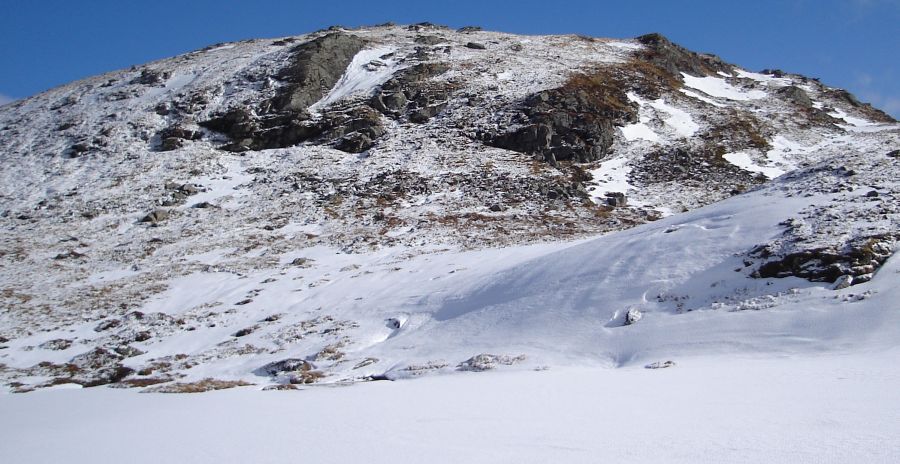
0, 93, 15, 105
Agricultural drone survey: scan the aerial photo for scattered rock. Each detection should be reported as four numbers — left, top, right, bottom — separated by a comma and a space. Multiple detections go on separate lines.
94, 319, 122, 332
39, 339, 72, 351
314, 343, 345, 361
113, 345, 145, 358
457, 354, 526, 372
131, 68, 170, 86
457, 26, 482, 33
645, 360, 676, 369
53, 250, 86, 260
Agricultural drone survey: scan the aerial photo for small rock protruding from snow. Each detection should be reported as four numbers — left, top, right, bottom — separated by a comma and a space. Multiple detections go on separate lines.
140, 208, 170, 224
386, 315, 408, 330
625, 307, 643, 325
831, 275, 854, 290
645, 360, 676, 369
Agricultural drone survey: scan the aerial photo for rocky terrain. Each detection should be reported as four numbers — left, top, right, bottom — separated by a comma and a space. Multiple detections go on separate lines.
0, 23, 897, 393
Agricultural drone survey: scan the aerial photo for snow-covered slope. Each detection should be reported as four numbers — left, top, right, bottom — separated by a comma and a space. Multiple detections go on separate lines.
0, 23, 897, 395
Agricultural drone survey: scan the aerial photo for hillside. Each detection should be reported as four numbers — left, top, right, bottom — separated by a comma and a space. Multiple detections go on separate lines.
0, 23, 898, 394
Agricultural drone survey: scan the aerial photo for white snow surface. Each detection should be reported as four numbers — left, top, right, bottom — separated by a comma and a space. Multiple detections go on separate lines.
3, 350, 899, 464
681, 72, 768, 101
722, 151, 786, 178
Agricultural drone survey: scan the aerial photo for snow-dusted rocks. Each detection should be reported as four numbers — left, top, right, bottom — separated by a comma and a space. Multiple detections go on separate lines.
457, 354, 526, 372
0, 23, 897, 394
624, 307, 643, 325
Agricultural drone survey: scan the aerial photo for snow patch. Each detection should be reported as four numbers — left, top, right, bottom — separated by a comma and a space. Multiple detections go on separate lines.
681, 73, 767, 101
648, 99, 699, 137
722, 151, 785, 179
626, 92, 697, 138
679, 88, 727, 107
309, 47, 402, 113
735, 69, 792, 86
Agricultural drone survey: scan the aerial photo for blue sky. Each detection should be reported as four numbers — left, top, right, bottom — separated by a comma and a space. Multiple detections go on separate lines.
1, 0, 898, 116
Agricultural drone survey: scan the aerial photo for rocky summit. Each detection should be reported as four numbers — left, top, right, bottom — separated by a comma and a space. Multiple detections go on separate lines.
0, 23, 897, 393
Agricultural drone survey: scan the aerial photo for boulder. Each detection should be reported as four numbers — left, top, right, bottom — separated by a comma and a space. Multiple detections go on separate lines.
414, 35, 444, 45
624, 307, 643, 325
140, 208, 170, 224
606, 192, 627, 207
465, 42, 486, 50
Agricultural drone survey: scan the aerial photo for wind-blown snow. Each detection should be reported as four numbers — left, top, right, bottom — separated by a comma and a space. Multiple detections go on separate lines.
309, 47, 401, 113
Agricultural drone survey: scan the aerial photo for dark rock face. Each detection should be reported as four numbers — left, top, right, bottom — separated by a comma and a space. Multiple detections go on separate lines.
635, 33, 733, 77
198, 33, 397, 154
370, 62, 452, 123
486, 75, 638, 163
271, 32, 367, 112
156, 126, 202, 152
777, 86, 813, 108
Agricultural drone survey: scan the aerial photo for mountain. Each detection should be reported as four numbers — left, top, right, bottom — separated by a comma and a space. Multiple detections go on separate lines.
0, 23, 898, 395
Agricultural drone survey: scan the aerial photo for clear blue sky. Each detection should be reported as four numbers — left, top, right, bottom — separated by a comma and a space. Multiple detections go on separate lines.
1, 0, 898, 117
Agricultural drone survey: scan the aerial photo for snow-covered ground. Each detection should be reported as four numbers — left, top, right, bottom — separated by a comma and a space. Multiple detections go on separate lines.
3, 349, 899, 464
0, 23, 898, 463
